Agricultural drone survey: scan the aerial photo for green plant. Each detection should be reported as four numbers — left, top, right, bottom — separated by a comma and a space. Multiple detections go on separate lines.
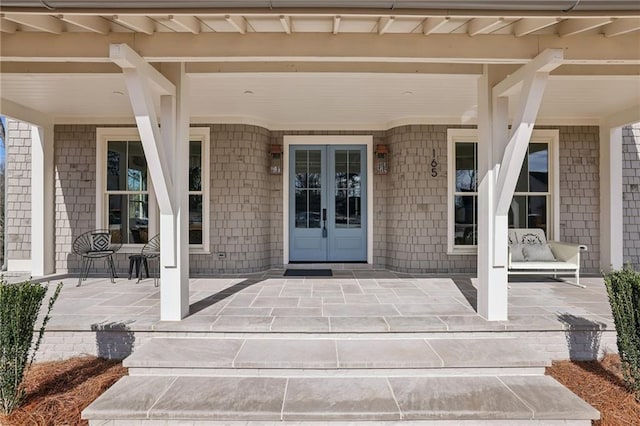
604, 267, 640, 401
0, 278, 62, 415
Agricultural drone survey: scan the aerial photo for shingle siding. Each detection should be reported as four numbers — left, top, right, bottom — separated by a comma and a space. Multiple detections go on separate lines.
6, 119, 32, 261
3, 122, 620, 275
623, 123, 640, 269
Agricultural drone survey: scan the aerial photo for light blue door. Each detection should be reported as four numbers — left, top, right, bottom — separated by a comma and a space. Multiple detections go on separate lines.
289, 145, 367, 262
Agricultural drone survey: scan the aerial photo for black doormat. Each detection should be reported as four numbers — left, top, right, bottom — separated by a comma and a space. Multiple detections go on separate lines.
284, 269, 333, 277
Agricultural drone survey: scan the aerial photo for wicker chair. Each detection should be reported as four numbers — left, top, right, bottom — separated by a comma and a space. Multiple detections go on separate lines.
138, 234, 160, 286
72, 229, 123, 287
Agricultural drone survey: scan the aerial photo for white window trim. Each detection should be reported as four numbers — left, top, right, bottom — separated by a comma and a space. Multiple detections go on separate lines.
96, 127, 210, 254
447, 128, 559, 255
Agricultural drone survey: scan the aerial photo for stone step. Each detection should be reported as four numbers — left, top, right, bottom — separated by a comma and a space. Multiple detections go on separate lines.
124, 337, 550, 376
82, 375, 599, 424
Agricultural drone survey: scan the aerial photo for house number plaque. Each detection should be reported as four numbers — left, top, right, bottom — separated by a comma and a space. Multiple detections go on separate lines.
431, 149, 438, 177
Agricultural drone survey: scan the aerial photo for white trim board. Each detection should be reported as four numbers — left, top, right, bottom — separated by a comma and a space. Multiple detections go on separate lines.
282, 135, 374, 265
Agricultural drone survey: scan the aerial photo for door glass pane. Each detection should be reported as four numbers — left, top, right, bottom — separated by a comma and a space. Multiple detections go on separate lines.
335, 189, 347, 228
308, 150, 322, 189
335, 150, 362, 229
127, 141, 147, 191
189, 141, 202, 192
528, 195, 547, 232
107, 141, 126, 191
454, 195, 476, 245
509, 196, 527, 229
335, 150, 347, 189
455, 143, 476, 192
529, 143, 548, 192
308, 189, 321, 229
295, 151, 308, 189
189, 194, 203, 244
295, 189, 308, 228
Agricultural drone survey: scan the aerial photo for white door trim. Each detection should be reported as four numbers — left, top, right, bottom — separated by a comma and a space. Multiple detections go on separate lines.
283, 135, 374, 265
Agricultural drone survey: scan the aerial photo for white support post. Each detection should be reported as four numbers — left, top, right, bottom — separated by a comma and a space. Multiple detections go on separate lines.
599, 126, 624, 272
159, 63, 190, 321
477, 65, 509, 321
599, 105, 640, 272
31, 124, 55, 276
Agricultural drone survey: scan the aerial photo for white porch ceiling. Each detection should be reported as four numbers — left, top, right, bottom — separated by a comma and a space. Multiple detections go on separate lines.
1, 72, 638, 128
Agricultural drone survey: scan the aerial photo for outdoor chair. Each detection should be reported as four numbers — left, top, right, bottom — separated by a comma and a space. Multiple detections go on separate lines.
72, 229, 122, 287
137, 234, 160, 286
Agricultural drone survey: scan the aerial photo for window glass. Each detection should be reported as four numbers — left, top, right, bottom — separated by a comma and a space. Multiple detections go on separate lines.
455, 143, 477, 192
107, 141, 126, 191
295, 150, 322, 229
127, 141, 147, 191
189, 194, 203, 245
189, 141, 202, 192
451, 136, 552, 250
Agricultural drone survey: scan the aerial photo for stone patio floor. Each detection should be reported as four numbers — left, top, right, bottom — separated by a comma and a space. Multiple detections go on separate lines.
37, 270, 614, 334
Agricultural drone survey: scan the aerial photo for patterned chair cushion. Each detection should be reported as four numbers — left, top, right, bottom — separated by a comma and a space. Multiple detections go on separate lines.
523, 243, 556, 262
90, 232, 111, 252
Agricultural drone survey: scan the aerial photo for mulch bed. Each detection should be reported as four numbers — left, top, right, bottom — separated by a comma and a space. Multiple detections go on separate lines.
0, 354, 637, 425
0, 356, 127, 426
546, 353, 640, 425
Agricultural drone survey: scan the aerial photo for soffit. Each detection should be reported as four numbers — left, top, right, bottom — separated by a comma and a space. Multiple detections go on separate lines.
1, 72, 637, 128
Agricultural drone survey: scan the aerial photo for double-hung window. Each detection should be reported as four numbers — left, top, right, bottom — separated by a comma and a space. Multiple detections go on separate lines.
447, 129, 558, 254
97, 128, 210, 251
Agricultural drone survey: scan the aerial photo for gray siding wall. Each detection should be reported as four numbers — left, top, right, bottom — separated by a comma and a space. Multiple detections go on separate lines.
3, 123, 614, 274
557, 126, 600, 272
5, 119, 32, 262
623, 123, 640, 269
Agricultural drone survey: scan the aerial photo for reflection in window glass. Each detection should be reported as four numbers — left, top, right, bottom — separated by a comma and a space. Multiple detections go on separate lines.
127, 142, 147, 191
454, 195, 476, 245
455, 143, 477, 192
188, 141, 204, 244
335, 150, 361, 229
108, 194, 149, 244
295, 150, 322, 229
528, 143, 548, 192
107, 141, 126, 191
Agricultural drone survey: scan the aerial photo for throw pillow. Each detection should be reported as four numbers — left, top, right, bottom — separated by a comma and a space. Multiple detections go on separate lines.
510, 244, 525, 262
90, 232, 111, 251
523, 243, 556, 262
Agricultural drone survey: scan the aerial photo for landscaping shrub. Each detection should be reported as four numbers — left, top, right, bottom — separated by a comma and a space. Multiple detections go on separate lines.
0, 279, 62, 415
604, 267, 640, 401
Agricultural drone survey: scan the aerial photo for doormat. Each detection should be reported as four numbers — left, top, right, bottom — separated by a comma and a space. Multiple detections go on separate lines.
284, 269, 333, 277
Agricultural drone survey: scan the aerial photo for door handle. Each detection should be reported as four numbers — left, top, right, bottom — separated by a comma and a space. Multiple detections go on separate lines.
322, 208, 327, 238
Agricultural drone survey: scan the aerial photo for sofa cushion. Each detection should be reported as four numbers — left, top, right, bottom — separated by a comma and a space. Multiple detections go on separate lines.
510, 244, 525, 262
523, 243, 556, 262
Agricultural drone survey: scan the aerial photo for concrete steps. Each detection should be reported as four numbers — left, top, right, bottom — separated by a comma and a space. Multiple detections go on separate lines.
83, 336, 599, 425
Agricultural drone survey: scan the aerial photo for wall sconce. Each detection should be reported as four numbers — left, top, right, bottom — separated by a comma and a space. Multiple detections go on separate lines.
375, 144, 389, 175
269, 144, 283, 175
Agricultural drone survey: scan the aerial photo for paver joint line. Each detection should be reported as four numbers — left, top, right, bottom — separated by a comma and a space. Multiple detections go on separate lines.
145, 376, 178, 420
496, 376, 536, 419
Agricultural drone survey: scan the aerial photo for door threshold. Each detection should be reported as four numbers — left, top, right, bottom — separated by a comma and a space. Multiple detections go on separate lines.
285, 263, 373, 270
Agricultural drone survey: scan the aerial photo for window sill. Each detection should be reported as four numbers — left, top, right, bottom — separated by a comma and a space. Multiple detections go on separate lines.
115, 246, 210, 255
447, 249, 478, 256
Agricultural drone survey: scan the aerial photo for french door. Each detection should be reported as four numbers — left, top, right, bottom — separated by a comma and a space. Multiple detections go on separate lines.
289, 145, 367, 262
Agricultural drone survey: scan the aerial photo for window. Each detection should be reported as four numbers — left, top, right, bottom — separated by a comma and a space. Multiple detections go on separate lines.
106, 140, 149, 244
97, 128, 210, 252
447, 129, 558, 254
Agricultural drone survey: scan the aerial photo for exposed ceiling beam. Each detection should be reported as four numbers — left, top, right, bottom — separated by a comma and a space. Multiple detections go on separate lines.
59, 14, 110, 35
604, 18, 640, 37
3, 33, 639, 65
557, 17, 613, 37
423, 17, 449, 35
168, 15, 201, 34
0, 16, 18, 33
112, 15, 155, 35
279, 15, 291, 34
467, 17, 504, 36
333, 15, 341, 34
225, 15, 247, 34
2, 13, 63, 34
513, 17, 560, 37
378, 16, 395, 35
